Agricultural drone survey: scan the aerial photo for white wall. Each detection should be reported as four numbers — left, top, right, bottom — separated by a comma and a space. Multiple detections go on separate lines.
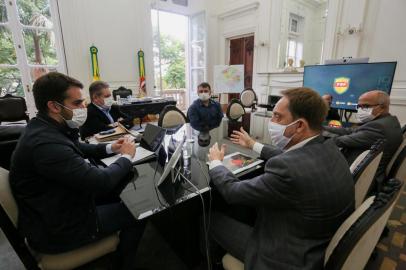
57, 0, 211, 98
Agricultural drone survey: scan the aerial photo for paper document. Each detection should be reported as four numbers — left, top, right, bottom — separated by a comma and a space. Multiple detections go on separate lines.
101, 146, 155, 166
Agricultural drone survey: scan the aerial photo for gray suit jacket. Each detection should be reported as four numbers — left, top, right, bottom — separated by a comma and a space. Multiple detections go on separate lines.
324, 114, 402, 182
209, 136, 354, 270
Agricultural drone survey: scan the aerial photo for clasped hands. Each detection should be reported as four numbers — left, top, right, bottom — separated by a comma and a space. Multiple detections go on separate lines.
111, 136, 136, 157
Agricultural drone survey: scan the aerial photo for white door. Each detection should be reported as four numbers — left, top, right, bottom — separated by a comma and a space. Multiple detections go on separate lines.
0, 0, 66, 117
188, 11, 206, 104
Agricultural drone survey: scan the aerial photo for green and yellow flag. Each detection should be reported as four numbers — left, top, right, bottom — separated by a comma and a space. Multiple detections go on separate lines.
90, 45, 100, 81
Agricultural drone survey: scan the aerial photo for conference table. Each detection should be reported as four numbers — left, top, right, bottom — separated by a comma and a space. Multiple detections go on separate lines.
119, 123, 264, 267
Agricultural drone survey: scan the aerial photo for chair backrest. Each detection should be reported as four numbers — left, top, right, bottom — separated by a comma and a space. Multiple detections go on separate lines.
402, 124, 406, 135
324, 178, 403, 270
388, 144, 406, 181
0, 125, 25, 170
0, 94, 29, 123
158, 105, 187, 128
240, 88, 257, 108
350, 150, 370, 174
0, 167, 18, 226
352, 140, 385, 208
226, 99, 245, 121
112, 87, 132, 100
386, 135, 406, 176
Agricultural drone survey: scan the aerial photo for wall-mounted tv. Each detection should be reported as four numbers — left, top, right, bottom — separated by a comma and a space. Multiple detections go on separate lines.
303, 62, 397, 110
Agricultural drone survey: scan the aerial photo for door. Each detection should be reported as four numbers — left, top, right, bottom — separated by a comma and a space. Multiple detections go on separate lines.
228, 35, 254, 132
0, 0, 66, 117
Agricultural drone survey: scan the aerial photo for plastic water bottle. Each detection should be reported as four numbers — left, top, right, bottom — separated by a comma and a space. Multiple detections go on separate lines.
182, 140, 192, 174
117, 95, 122, 105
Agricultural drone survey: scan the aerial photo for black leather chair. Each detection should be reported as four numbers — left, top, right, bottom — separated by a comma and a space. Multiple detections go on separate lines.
112, 87, 132, 101
0, 125, 25, 170
0, 94, 29, 124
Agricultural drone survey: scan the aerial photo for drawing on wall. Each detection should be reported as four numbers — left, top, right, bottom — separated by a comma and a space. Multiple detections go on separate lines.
213, 65, 244, 93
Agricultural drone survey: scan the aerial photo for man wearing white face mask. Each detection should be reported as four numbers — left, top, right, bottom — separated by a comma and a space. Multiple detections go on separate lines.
80, 81, 131, 139
206, 87, 354, 270
187, 82, 223, 131
324, 90, 402, 185
10, 72, 145, 270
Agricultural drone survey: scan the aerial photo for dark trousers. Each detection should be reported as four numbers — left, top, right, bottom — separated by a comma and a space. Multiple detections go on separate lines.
208, 212, 252, 263
97, 203, 146, 270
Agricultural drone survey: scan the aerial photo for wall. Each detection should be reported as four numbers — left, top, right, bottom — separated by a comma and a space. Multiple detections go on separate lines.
57, 0, 211, 98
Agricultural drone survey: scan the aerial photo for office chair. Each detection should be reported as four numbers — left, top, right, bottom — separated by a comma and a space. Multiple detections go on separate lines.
324, 178, 403, 270
0, 167, 120, 270
0, 94, 29, 124
240, 88, 257, 111
349, 150, 370, 174
351, 139, 385, 208
0, 125, 25, 170
386, 135, 406, 178
158, 105, 187, 129
112, 86, 132, 101
387, 139, 406, 181
401, 124, 406, 135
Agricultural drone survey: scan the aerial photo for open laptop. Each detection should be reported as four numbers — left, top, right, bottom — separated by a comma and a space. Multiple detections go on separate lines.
139, 124, 166, 152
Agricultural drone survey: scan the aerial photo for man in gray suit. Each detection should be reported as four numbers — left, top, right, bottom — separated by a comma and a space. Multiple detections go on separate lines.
324, 90, 403, 184
207, 88, 355, 270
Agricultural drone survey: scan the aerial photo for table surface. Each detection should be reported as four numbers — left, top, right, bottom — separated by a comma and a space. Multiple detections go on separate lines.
120, 123, 262, 220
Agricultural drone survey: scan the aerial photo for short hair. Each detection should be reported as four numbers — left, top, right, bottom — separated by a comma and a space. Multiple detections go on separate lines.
281, 87, 327, 131
198, 82, 211, 90
89, 81, 109, 100
33, 72, 83, 114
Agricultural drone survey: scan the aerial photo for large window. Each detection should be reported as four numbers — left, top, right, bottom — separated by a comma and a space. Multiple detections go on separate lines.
151, 9, 206, 110
151, 9, 187, 110
0, 0, 65, 116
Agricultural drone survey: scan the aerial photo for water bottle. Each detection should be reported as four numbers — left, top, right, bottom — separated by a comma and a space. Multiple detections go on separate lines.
116, 95, 122, 105
182, 140, 192, 175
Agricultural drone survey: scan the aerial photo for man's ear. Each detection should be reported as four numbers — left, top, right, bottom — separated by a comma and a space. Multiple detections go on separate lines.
47, 101, 61, 114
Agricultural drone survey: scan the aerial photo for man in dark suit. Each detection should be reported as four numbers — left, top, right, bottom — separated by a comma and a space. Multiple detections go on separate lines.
324, 90, 403, 185
10, 72, 144, 270
207, 87, 355, 270
80, 81, 131, 139
322, 94, 340, 122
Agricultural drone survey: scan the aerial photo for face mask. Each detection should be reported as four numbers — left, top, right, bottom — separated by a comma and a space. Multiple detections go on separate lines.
103, 97, 114, 109
357, 108, 375, 123
56, 103, 88, 129
199, 93, 210, 101
268, 120, 299, 150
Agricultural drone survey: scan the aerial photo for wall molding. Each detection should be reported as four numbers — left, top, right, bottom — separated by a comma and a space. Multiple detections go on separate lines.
217, 2, 260, 20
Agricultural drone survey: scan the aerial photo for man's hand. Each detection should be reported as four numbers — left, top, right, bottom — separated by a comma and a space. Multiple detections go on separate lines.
230, 127, 256, 149
119, 137, 136, 158
208, 143, 226, 161
111, 137, 126, 153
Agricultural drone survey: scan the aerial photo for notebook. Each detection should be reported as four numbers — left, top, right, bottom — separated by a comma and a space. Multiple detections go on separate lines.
220, 152, 263, 174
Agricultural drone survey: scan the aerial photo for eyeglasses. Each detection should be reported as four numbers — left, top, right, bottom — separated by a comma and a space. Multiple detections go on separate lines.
356, 103, 382, 110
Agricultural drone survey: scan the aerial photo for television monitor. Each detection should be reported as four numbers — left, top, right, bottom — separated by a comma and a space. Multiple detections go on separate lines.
303, 62, 397, 110
324, 57, 369, 65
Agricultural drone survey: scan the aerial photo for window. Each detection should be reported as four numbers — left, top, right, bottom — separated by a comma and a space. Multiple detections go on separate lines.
0, 0, 65, 116
151, 10, 187, 111
285, 13, 303, 68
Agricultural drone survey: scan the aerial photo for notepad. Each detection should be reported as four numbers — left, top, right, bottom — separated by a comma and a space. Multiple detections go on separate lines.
218, 152, 263, 174
101, 146, 155, 166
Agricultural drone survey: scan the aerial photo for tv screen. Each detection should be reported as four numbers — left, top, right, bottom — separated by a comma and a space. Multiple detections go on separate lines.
303, 62, 397, 110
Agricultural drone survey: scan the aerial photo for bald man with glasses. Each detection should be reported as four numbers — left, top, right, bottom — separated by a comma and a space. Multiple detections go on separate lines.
324, 90, 403, 187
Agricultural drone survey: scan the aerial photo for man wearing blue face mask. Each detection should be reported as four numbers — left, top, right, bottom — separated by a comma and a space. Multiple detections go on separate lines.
187, 82, 223, 131
80, 81, 131, 139
10, 72, 145, 270
206, 87, 354, 270
324, 90, 402, 186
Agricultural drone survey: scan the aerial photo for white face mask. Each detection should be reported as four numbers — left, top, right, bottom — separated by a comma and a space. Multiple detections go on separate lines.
268, 120, 299, 150
57, 103, 88, 129
103, 97, 114, 108
357, 107, 375, 123
198, 92, 210, 101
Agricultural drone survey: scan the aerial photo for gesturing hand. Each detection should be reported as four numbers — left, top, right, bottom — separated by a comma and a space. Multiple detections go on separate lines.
208, 143, 226, 161
230, 127, 256, 149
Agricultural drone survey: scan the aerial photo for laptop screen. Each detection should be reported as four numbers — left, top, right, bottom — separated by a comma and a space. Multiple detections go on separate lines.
140, 124, 166, 152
